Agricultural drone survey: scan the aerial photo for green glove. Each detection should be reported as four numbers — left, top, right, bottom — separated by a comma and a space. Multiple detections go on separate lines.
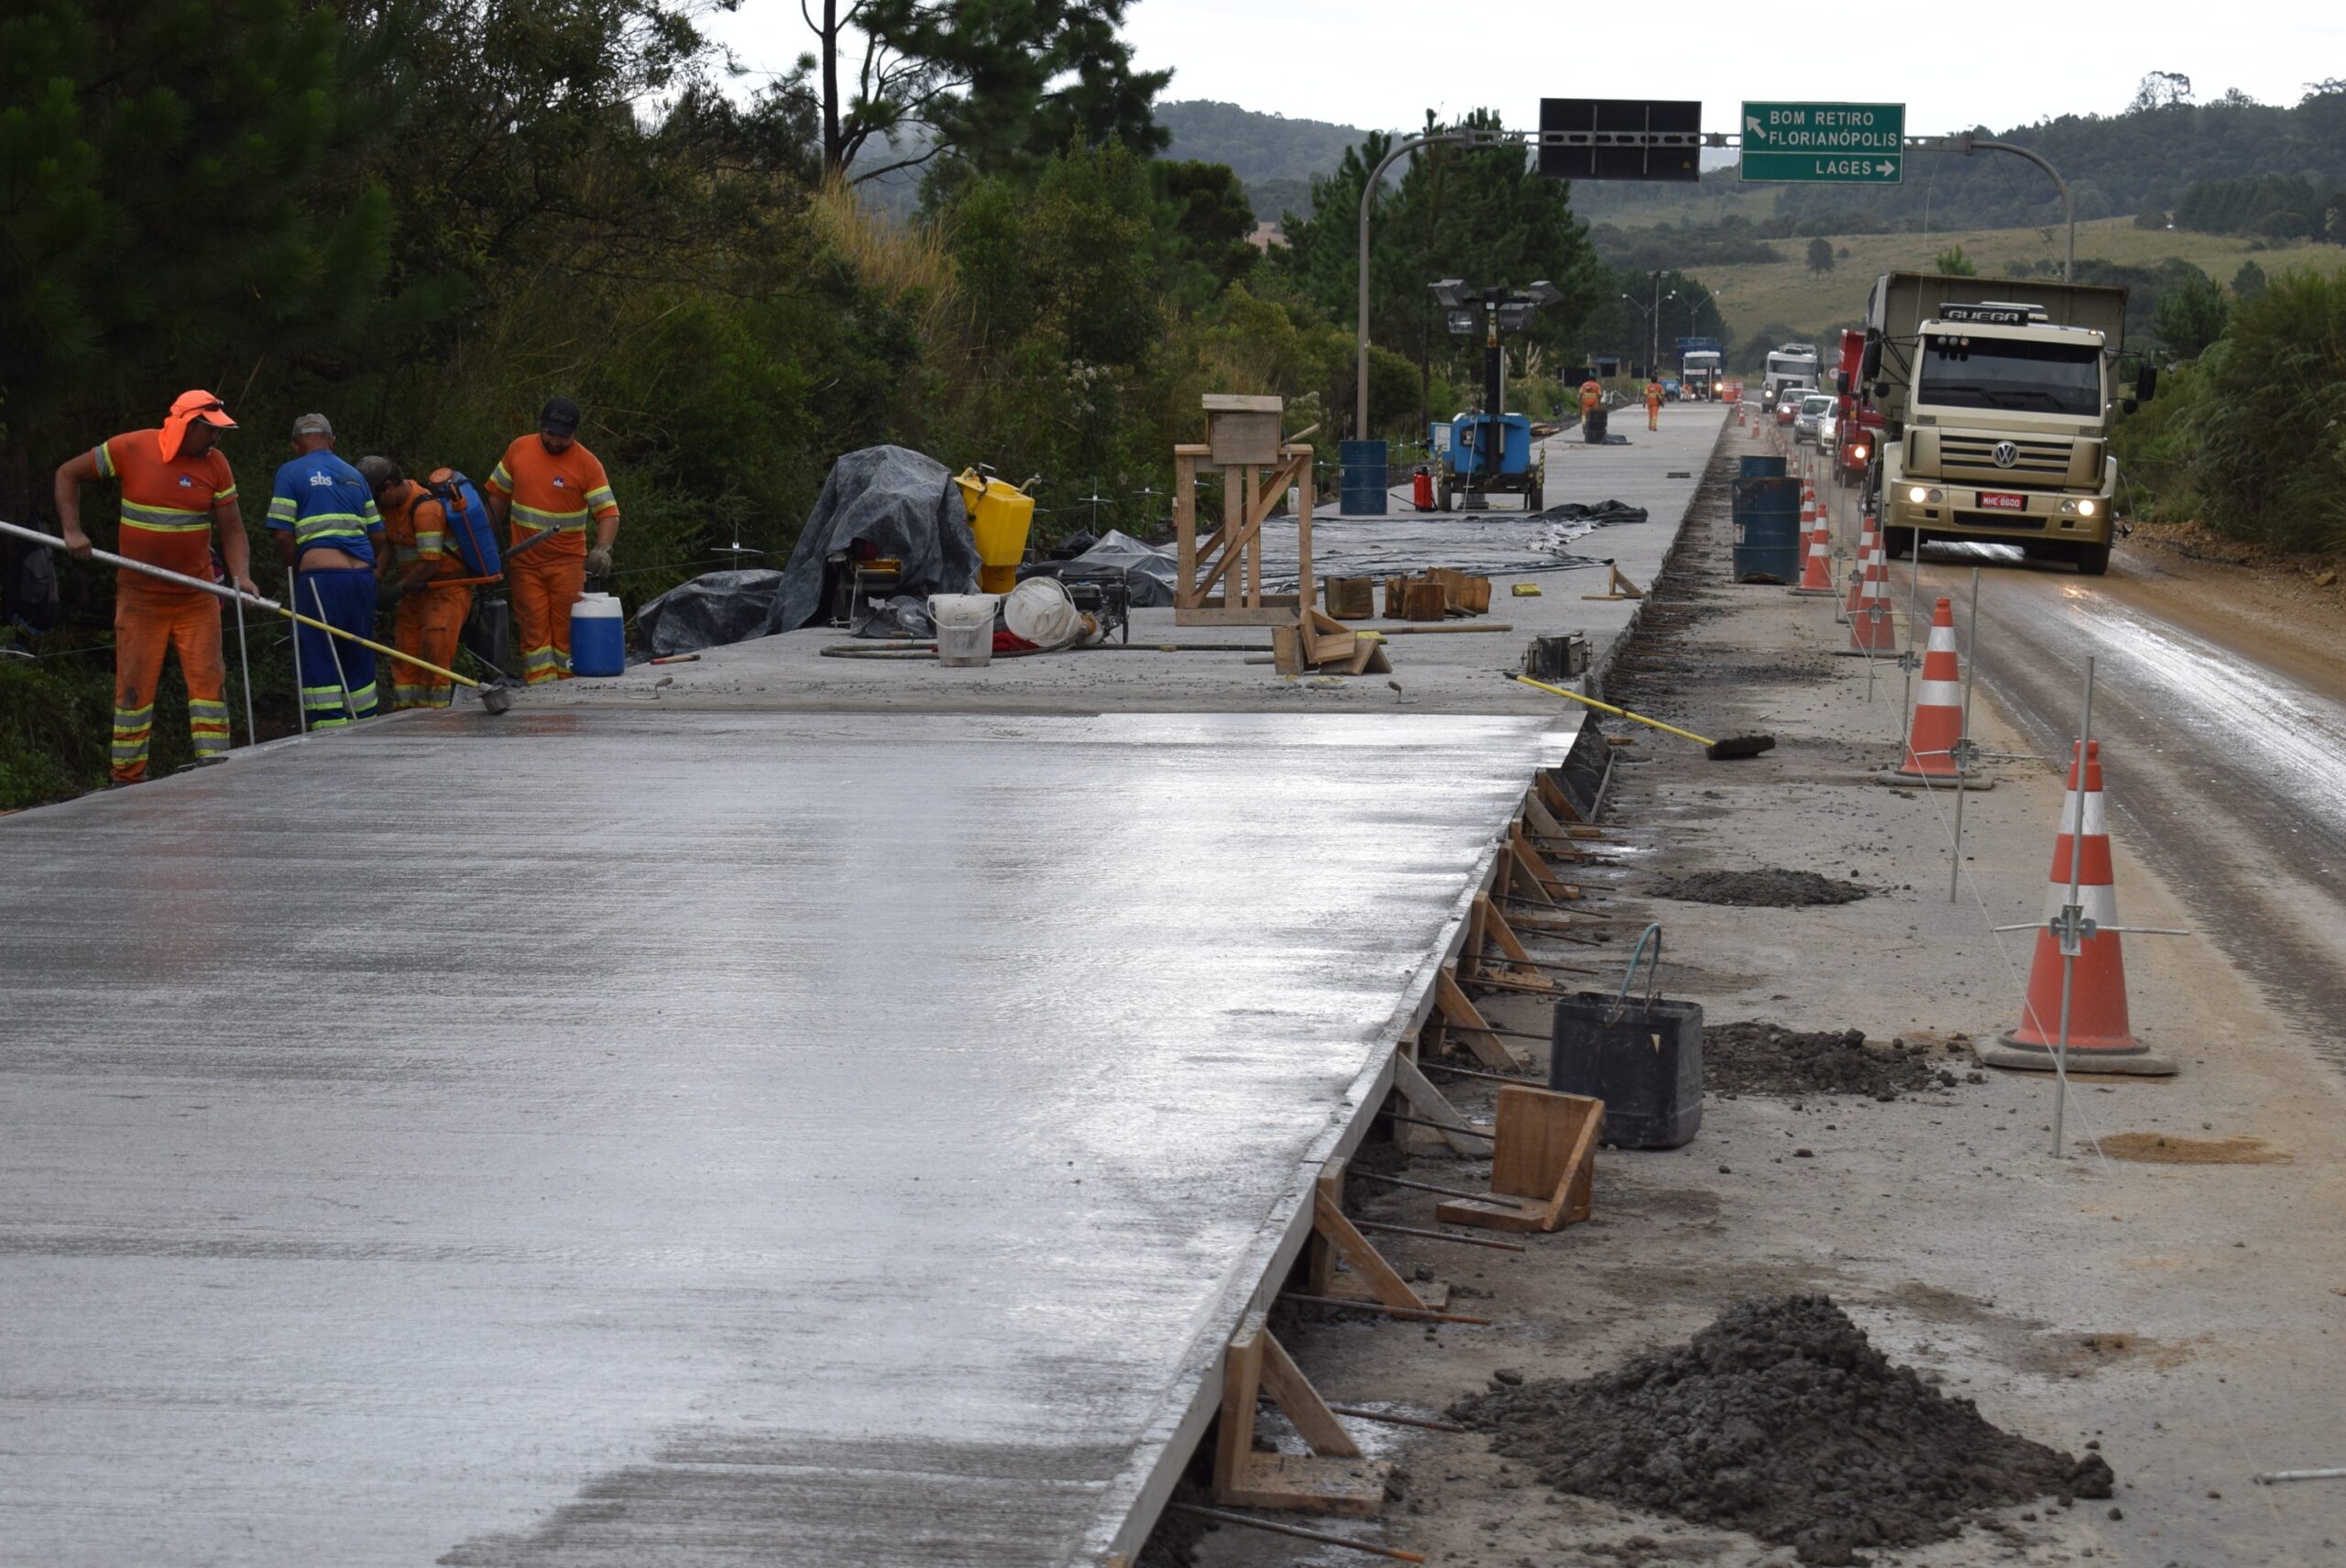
585, 544, 614, 577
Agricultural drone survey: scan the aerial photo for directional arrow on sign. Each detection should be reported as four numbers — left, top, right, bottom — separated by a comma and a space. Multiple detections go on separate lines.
1745, 115, 1763, 137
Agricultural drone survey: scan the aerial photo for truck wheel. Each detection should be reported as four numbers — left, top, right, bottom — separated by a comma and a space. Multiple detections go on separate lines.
1440, 482, 1455, 513
1883, 527, 1915, 560
2074, 542, 2110, 576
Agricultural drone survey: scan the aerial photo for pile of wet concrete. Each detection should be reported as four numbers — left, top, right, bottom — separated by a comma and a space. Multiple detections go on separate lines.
1649, 869, 1869, 907
1453, 1295, 2113, 1565
1705, 1022, 1963, 1100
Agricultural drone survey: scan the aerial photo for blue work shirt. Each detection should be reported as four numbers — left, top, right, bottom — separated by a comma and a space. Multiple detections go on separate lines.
267, 450, 383, 566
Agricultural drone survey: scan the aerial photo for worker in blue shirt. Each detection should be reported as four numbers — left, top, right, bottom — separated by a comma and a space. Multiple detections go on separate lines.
266, 412, 385, 728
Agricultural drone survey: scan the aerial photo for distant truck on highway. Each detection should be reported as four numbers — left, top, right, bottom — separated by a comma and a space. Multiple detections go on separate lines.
1858, 272, 2154, 576
1829, 328, 1880, 488
1681, 345, 1724, 400
1762, 343, 1821, 410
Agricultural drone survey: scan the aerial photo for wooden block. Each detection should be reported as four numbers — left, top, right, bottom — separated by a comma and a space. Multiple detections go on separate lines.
1203, 396, 1283, 466
1384, 576, 1410, 617
1401, 582, 1446, 622
1324, 576, 1375, 620
1272, 624, 1304, 677
1436, 1084, 1601, 1234
1432, 567, 1467, 610
1462, 576, 1493, 614
1218, 1453, 1391, 1517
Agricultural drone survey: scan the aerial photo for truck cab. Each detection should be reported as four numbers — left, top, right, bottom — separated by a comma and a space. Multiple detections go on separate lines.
1864, 279, 2139, 576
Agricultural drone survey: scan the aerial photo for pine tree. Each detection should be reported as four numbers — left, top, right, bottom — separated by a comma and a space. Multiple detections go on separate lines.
0, 0, 398, 513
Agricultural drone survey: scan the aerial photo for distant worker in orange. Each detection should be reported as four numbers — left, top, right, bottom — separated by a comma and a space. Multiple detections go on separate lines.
481, 397, 619, 684
1579, 378, 1603, 418
1645, 378, 1665, 431
363, 458, 475, 709
53, 390, 258, 784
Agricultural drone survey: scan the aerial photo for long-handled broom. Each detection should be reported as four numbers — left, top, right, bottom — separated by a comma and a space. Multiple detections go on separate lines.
1506, 671, 1773, 761
1, 520, 514, 716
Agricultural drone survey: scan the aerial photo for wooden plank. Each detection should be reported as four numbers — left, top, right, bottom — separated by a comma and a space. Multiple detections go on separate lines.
1473, 893, 1538, 969
1436, 1085, 1601, 1235
1312, 1185, 1431, 1315
1400, 582, 1446, 622
1434, 970, 1525, 1071
1260, 1328, 1361, 1458
1392, 1052, 1496, 1157
1173, 451, 1200, 610
1272, 625, 1304, 677
1216, 1453, 1389, 1518
1295, 447, 1316, 616
1214, 1319, 1265, 1494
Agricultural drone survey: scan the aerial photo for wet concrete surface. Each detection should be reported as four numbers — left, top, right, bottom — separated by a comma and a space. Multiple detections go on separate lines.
0, 710, 1561, 1565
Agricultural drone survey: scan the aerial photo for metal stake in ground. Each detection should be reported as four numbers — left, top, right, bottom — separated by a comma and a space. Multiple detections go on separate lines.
1169, 1503, 1428, 1563
2046, 657, 2095, 1156
1950, 566, 1981, 903
231, 587, 256, 750
309, 577, 360, 727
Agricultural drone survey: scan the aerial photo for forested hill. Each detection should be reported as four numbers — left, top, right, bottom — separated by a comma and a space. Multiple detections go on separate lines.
1578, 82, 2346, 231
1157, 100, 1374, 220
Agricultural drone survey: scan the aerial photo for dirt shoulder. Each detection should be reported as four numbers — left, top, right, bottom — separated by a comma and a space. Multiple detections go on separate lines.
2117, 520, 2346, 701
1166, 428, 2346, 1568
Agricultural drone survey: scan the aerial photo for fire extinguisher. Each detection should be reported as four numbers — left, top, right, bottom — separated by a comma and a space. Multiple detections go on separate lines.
1412, 466, 1434, 512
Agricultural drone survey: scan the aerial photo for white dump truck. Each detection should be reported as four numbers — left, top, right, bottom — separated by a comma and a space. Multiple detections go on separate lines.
1762, 343, 1821, 410
1860, 272, 2154, 576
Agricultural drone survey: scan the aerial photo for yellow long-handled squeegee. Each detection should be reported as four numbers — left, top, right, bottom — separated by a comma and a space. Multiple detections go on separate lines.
1507, 671, 1773, 761
2, 519, 514, 715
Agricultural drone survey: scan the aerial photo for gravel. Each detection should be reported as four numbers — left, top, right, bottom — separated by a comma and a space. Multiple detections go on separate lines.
1453, 1294, 2114, 1564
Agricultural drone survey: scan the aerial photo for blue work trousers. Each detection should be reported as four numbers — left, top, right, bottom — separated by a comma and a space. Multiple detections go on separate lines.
294, 567, 379, 728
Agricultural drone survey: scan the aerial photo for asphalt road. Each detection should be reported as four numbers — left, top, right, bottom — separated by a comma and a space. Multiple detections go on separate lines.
1881, 531, 2346, 1069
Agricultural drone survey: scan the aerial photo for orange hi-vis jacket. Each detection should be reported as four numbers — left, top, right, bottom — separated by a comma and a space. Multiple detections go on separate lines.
1579, 381, 1603, 411
378, 480, 459, 581
483, 437, 618, 558
93, 429, 237, 581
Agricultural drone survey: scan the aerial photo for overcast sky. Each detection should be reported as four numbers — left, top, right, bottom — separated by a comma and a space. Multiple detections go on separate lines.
705, 0, 2343, 142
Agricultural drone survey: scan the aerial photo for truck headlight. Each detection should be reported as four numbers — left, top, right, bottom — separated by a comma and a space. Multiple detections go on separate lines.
2077, 499, 2098, 517
1908, 485, 1928, 504
1850, 444, 1868, 461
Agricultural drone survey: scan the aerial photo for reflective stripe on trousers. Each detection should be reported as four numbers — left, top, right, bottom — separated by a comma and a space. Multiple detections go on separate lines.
111, 582, 225, 784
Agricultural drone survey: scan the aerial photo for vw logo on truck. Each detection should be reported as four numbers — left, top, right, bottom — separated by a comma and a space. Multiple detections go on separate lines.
1992, 441, 2020, 468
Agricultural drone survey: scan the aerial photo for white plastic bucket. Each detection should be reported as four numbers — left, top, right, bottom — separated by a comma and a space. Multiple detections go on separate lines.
928, 593, 998, 668
1002, 577, 1084, 650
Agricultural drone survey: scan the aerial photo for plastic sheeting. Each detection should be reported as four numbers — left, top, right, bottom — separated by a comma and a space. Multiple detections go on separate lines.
1065, 530, 1177, 608
772, 445, 979, 634
635, 569, 786, 658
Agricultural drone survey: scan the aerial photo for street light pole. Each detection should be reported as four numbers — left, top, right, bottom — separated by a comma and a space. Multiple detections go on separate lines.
1358, 130, 1472, 437
1909, 134, 2075, 281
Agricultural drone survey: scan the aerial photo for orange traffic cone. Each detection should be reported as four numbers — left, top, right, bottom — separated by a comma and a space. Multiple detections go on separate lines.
1891, 598, 1990, 784
1981, 742, 2174, 1075
1789, 512, 1835, 596
1836, 548, 1897, 655
1841, 519, 1880, 620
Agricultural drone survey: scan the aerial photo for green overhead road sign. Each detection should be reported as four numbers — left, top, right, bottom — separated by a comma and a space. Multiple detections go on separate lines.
1740, 102, 1904, 183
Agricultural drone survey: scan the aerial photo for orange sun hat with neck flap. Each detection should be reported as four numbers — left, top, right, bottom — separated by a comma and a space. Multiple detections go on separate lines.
159, 389, 236, 461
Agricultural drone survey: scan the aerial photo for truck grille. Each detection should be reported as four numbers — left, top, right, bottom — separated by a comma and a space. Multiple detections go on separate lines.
1940, 435, 2074, 477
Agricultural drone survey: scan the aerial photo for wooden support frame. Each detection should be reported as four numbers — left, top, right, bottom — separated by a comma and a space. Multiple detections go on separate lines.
1174, 436, 1319, 627
1507, 824, 1578, 901
1581, 562, 1643, 601
1214, 1312, 1390, 1516
1431, 969, 1527, 1071
1435, 1085, 1602, 1234
1463, 892, 1551, 992
1310, 1157, 1452, 1309
1391, 1051, 1494, 1157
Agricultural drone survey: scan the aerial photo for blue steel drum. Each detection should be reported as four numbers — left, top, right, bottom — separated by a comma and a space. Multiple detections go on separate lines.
1738, 455, 1786, 479
1339, 439, 1387, 516
1730, 476, 1802, 583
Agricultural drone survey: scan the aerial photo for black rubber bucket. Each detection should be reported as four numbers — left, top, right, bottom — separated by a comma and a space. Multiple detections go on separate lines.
1548, 926, 1703, 1148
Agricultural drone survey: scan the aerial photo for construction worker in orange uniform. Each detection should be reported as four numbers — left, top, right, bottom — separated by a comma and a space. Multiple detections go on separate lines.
1645, 378, 1664, 432
53, 390, 258, 784
481, 397, 619, 684
1579, 378, 1603, 417
362, 457, 475, 709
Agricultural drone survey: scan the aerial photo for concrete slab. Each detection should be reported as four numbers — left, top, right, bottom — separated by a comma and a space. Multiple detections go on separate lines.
508, 405, 1731, 722
0, 709, 1561, 1566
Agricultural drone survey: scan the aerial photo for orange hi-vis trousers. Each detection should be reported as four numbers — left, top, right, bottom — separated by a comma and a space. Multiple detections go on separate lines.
1647, 400, 1661, 431
389, 583, 475, 708
509, 547, 585, 685
113, 578, 228, 784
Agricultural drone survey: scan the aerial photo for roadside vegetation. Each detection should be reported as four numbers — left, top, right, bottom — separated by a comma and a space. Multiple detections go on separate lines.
0, 0, 1616, 806
2114, 269, 2346, 555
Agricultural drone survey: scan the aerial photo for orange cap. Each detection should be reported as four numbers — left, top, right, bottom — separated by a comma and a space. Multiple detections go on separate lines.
159, 389, 236, 461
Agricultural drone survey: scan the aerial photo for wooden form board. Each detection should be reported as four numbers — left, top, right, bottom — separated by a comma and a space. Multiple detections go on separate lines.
1173, 442, 1315, 627
1435, 1085, 1600, 1234
1309, 1158, 1450, 1309
1213, 1311, 1389, 1516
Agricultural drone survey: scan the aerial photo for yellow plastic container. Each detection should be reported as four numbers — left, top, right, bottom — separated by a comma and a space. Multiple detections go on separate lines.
956, 469, 1036, 595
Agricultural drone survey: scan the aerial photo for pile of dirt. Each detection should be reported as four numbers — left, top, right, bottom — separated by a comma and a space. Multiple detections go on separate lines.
1705, 1022, 1959, 1100
1453, 1295, 2113, 1565
1650, 869, 1869, 907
